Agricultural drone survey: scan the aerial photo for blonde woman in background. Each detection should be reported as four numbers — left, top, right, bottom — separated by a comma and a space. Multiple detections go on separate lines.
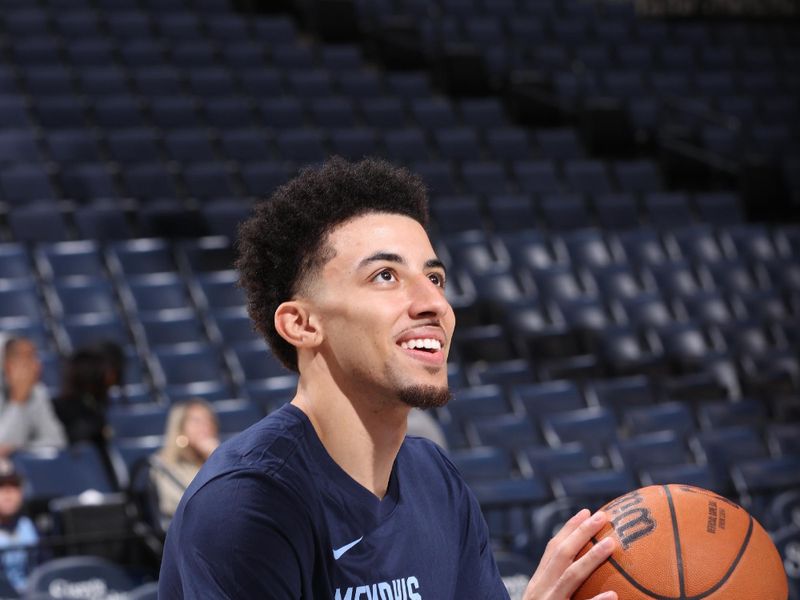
150, 399, 219, 525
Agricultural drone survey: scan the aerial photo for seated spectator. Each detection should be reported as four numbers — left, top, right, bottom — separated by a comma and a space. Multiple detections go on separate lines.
150, 399, 219, 526
0, 458, 39, 594
0, 334, 66, 456
52, 346, 116, 483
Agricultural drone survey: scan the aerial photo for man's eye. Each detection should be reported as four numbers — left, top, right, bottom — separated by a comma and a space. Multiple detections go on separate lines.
428, 273, 446, 288
373, 270, 396, 283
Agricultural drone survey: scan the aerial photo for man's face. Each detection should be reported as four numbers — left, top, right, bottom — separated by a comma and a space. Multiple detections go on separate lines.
3, 339, 39, 378
0, 482, 23, 519
308, 213, 455, 408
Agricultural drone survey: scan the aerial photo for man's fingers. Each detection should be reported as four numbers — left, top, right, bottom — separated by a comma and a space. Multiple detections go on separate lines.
554, 536, 617, 599
538, 508, 591, 567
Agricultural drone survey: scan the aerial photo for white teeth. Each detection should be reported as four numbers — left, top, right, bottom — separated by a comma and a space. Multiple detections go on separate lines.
401, 338, 441, 351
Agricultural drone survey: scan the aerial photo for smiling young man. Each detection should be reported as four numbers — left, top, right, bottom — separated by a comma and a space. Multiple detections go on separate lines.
158, 158, 617, 599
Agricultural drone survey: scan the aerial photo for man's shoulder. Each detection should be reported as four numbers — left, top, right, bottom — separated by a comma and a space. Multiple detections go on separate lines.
183, 405, 316, 504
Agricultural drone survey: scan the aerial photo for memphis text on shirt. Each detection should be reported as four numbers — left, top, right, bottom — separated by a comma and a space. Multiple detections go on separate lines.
334, 576, 422, 600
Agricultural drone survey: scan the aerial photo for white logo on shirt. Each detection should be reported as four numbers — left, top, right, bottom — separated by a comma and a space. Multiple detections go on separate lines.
333, 536, 364, 560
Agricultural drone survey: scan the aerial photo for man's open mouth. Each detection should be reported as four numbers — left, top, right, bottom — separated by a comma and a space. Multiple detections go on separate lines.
399, 338, 442, 353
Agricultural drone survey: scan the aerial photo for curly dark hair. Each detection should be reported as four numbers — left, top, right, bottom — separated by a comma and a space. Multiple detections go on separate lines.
235, 157, 430, 372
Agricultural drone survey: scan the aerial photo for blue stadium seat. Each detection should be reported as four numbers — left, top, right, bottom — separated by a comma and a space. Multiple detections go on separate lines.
133, 66, 184, 97
0, 129, 40, 163
62, 313, 134, 352
450, 446, 514, 484
693, 426, 770, 492
275, 129, 328, 163
25, 68, 77, 97
472, 414, 542, 452
164, 129, 217, 163
240, 68, 286, 99
211, 307, 261, 346
27, 557, 137, 599
542, 407, 617, 461
0, 163, 57, 205
106, 12, 154, 40
169, 40, 217, 68
12, 444, 116, 507
564, 159, 613, 195
382, 128, 430, 163
107, 129, 162, 165
588, 374, 656, 418
200, 199, 251, 240
79, 67, 131, 97
46, 129, 102, 164
430, 196, 484, 233
8, 204, 70, 243
183, 161, 238, 199
642, 463, 719, 491
461, 161, 510, 195
610, 431, 689, 474
93, 95, 149, 130
108, 404, 168, 440
555, 469, 637, 503
75, 202, 137, 241
214, 399, 265, 436
697, 399, 767, 431
119, 39, 165, 68
139, 310, 209, 348
152, 343, 233, 402
612, 159, 664, 194
60, 163, 119, 202
485, 127, 533, 160
49, 278, 119, 318
124, 273, 194, 314
485, 195, 537, 231
219, 129, 272, 162
0, 96, 30, 128
359, 97, 406, 128
108, 238, 176, 276
512, 160, 562, 195
0, 282, 43, 325
203, 97, 256, 129
187, 68, 238, 98
149, 96, 203, 130
195, 270, 246, 310
0, 243, 33, 282
122, 162, 181, 201
328, 128, 379, 160
512, 380, 585, 423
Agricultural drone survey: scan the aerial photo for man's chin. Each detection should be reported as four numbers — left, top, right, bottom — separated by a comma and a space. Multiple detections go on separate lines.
397, 385, 451, 409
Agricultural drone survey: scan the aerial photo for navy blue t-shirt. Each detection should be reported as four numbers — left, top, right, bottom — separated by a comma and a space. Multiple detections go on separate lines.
158, 404, 510, 599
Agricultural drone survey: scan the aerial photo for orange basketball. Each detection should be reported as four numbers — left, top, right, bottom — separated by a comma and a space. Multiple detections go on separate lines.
574, 485, 788, 600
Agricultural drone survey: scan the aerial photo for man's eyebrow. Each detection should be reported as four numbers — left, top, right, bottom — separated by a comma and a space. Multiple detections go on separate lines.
425, 258, 447, 273
357, 252, 447, 274
358, 252, 405, 269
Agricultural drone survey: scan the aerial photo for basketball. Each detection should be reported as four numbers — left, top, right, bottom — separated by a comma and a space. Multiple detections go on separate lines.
574, 485, 788, 600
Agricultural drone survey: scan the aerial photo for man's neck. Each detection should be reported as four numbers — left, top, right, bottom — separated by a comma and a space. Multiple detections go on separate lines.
292, 376, 410, 498
291, 375, 408, 500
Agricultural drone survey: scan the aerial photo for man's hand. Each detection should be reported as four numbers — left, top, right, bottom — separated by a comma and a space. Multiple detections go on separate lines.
522, 509, 618, 600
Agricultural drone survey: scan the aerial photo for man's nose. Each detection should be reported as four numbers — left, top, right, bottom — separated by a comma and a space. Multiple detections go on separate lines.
408, 274, 451, 319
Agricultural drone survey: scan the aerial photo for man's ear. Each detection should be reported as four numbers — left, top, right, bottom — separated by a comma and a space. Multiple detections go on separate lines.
274, 300, 322, 349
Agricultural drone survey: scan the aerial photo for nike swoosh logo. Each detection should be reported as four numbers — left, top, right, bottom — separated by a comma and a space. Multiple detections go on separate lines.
332, 536, 363, 560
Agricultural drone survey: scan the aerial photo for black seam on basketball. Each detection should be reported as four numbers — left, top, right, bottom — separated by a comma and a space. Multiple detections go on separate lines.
665, 485, 687, 599
594, 498, 757, 600
591, 535, 678, 600
691, 514, 754, 599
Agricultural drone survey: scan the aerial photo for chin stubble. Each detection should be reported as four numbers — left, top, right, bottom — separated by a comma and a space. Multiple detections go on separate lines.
397, 385, 452, 409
